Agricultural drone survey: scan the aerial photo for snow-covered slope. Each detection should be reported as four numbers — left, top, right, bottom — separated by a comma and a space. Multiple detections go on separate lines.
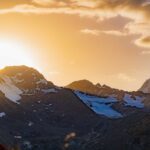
75, 91, 123, 118
123, 94, 144, 108
0, 66, 57, 103
75, 91, 145, 119
0, 75, 22, 103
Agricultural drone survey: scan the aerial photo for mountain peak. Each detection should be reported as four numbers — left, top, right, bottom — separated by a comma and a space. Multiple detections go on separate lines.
0, 65, 56, 103
66, 79, 95, 92
0, 65, 54, 91
0, 65, 43, 77
66, 79, 115, 97
96, 83, 101, 88
139, 78, 150, 93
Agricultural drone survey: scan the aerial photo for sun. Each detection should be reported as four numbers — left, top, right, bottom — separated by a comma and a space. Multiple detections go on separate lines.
0, 39, 35, 69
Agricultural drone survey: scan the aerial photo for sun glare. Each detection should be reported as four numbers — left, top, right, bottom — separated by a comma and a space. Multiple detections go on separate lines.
0, 39, 35, 69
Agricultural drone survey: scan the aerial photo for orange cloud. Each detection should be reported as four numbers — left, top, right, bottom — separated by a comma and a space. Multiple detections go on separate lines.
32, 0, 67, 6
135, 36, 150, 48
0, 0, 150, 48
81, 29, 128, 36
81, 29, 99, 36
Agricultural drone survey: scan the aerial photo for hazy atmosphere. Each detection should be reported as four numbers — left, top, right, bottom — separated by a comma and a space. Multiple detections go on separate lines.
0, 1, 150, 150
0, 0, 150, 90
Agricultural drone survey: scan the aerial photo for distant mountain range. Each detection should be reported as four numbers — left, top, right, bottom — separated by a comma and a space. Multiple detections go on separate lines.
0, 66, 149, 150
66, 79, 144, 99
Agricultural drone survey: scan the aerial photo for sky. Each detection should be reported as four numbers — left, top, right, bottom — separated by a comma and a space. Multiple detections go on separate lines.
0, 0, 150, 91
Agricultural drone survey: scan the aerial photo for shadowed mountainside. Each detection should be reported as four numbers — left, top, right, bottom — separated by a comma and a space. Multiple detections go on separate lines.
0, 66, 149, 150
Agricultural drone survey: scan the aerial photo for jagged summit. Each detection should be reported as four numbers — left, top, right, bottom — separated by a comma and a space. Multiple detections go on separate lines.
66, 79, 144, 101
66, 79, 103, 96
66, 79, 117, 96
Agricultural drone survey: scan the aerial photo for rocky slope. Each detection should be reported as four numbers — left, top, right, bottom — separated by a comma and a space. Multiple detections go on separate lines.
139, 78, 150, 93
0, 67, 149, 150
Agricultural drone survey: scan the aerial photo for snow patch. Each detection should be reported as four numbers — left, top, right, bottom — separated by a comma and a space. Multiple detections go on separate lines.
0, 112, 6, 118
0, 76, 23, 103
11, 76, 24, 83
124, 94, 144, 108
90, 103, 123, 118
75, 91, 123, 119
14, 136, 22, 139
37, 101, 41, 103
41, 88, 58, 94
23, 141, 32, 149
28, 121, 34, 127
36, 79, 48, 85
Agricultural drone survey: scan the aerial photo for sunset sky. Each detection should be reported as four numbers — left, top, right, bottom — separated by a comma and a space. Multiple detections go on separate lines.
0, 0, 150, 91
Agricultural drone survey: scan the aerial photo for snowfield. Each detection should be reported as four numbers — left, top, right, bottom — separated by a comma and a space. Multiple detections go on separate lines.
123, 94, 144, 108
75, 91, 123, 119
0, 112, 6, 118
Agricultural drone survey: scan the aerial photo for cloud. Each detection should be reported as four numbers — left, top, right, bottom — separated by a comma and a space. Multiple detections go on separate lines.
0, 0, 150, 48
0, 4, 83, 15
81, 29, 99, 36
100, 30, 128, 36
117, 73, 136, 82
32, 0, 55, 5
32, 0, 67, 6
71, 0, 97, 8
0, 4, 104, 16
135, 36, 150, 48
81, 28, 128, 36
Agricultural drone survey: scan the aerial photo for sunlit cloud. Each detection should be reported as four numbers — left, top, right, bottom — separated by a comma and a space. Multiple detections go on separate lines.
32, 0, 55, 5
101, 30, 128, 36
0, 0, 150, 48
81, 29, 128, 36
32, 0, 97, 8
81, 29, 99, 36
32, 0, 67, 6
135, 36, 150, 48
71, 0, 97, 8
